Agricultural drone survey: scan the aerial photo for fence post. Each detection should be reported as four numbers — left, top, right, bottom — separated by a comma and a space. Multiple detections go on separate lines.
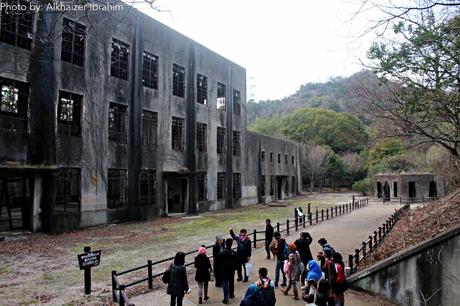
147, 260, 153, 289
302, 215, 306, 228
307, 203, 311, 215
352, 195, 355, 207
112, 271, 117, 302
369, 236, 373, 251
119, 285, 125, 306
374, 231, 378, 246
277, 222, 280, 233
326, 208, 329, 220
286, 219, 290, 236
321, 209, 324, 221
309, 213, 312, 225
253, 229, 257, 248
316, 209, 318, 223
335, 206, 338, 216
378, 227, 382, 242
348, 254, 354, 274
355, 249, 360, 266
295, 217, 298, 231
362, 241, 367, 257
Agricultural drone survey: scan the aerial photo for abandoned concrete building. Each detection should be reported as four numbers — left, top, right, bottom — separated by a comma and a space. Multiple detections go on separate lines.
373, 173, 445, 202
0, 3, 304, 232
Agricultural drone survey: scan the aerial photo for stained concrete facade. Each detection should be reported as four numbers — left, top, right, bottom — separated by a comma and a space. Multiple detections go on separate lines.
374, 173, 445, 201
0, 3, 303, 231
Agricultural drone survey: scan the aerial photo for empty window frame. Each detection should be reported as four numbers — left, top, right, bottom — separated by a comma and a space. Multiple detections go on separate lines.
142, 110, 157, 147
285, 155, 288, 164
196, 74, 207, 105
139, 169, 156, 206
217, 127, 226, 154
292, 155, 295, 165
278, 154, 281, 164
217, 82, 226, 110
55, 168, 80, 212
217, 172, 225, 200
232, 131, 240, 156
107, 169, 127, 209
196, 122, 207, 152
270, 152, 274, 162
0, 0, 34, 50
232, 173, 241, 199
197, 172, 207, 201
261, 151, 265, 161
172, 64, 185, 97
171, 116, 184, 151
292, 176, 295, 193
233, 89, 241, 115
108, 102, 128, 143
270, 175, 275, 196
260, 175, 266, 197
142, 51, 158, 89
0, 77, 28, 132
61, 18, 86, 66
111, 38, 130, 80
58, 91, 82, 136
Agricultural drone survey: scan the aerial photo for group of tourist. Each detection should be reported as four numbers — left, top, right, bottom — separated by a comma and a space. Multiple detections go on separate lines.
163, 219, 347, 306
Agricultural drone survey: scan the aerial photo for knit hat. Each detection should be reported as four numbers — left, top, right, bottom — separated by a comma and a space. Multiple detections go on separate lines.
198, 247, 207, 255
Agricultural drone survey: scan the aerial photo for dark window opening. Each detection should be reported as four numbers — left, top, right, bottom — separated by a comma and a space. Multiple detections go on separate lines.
61, 18, 86, 66
270, 152, 274, 162
217, 172, 225, 200
197, 74, 207, 105
285, 179, 289, 195
0, 77, 28, 132
261, 151, 265, 161
393, 182, 398, 197
55, 168, 80, 212
172, 116, 184, 151
292, 156, 295, 165
233, 89, 241, 115
217, 127, 226, 154
107, 169, 127, 209
196, 122, 207, 152
108, 103, 128, 143
233, 173, 241, 199
260, 175, 265, 197
142, 110, 157, 147
0, 0, 33, 50
278, 154, 281, 164
292, 176, 295, 193
217, 82, 226, 110
270, 176, 275, 196
285, 155, 288, 164
58, 91, 82, 137
232, 131, 240, 156
197, 173, 206, 201
139, 169, 156, 206
172, 64, 185, 97
383, 181, 390, 200
376, 182, 382, 198
408, 181, 416, 198
111, 38, 130, 80
429, 181, 437, 197
142, 51, 158, 89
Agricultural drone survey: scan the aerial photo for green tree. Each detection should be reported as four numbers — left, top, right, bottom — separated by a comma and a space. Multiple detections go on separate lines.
367, 139, 405, 167
248, 117, 284, 137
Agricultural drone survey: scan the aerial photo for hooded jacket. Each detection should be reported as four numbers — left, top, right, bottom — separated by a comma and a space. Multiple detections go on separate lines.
230, 229, 252, 262
306, 260, 322, 282
167, 264, 189, 297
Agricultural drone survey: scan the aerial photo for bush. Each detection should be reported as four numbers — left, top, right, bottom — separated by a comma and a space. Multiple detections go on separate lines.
352, 178, 372, 195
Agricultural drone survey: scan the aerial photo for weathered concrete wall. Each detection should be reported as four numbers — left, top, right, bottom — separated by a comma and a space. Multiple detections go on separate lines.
374, 174, 445, 200
349, 225, 460, 306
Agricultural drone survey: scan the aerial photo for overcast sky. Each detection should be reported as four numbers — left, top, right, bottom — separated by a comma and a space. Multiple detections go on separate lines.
129, 0, 381, 101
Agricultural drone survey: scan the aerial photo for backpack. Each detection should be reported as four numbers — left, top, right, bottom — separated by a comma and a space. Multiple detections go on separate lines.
335, 263, 345, 284
259, 286, 276, 306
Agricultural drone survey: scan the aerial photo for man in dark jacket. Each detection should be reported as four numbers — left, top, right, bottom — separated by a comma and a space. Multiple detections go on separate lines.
265, 219, 274, 259
219, 238, 238, 304
213, 235, 224, 287
295, 232, 313, 280
230, 227, 252, 282
167, 252, 189, 306
271, 231, 287, 288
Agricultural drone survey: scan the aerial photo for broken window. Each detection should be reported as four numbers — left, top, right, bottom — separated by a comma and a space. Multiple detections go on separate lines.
217, 127, 226, 154
142, 51, 158, 89
107, 169, 127, 209
232, 131, 240, 156
197, 172, 207, 201
58, 91, 82, 137
233, 173, 241, 199
0, 0, 34, 50
270, 176, 275, 196
61, 18, 86, 66
233, 89, 241, 115
111, 38, 130, 80
261, 151, 265, 161
142, 110, 157, 147
196, 122, 207, 152
172, 116, 184, 151
108, 102, 128, 143
197, 74, 207, 105
217, 172, 225, 200
0, 77, 28, 132
278, 154, 281, 164
139, 169, 156, 206
55, 168, 80, 212
217, 82, 226, 110
173, 64, 185, 97
270, 152, 274, 162
260, 175, 266, 197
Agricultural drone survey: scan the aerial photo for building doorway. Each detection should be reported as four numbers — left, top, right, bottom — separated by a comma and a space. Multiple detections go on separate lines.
393, 182, 398, 197
383, 181, 391, 200
0, 178, 32, 231
166, 177, 188, 214
408, 182, 416, 198
376, 182, 382, 198
276, 176, 283, 200
429, 181, 437, 197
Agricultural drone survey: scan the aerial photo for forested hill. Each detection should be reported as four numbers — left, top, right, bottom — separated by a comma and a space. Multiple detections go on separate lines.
247, 70, 376, 124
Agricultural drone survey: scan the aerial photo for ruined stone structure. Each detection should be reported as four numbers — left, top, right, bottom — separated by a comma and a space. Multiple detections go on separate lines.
373, 173, 445, 201
0, 2, 304, 231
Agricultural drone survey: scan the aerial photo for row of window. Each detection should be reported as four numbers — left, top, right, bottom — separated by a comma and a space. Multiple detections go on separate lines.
0, 11, 242, 113
261, 151, 296, 165
259, 176, 296, 197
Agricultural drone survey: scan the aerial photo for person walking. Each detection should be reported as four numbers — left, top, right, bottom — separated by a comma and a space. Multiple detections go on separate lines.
255, 267, 276, 306
331, 252, 346, 306
229, 227, 252, 282
167, 252, 189, 306
271, 231, 287, 288
295, 232, 313, 281
281, 243, 302, 300
265, 219, 274, 259
213, 235, 225, 287
239, 284, 265, 306
219, 238, 238, 304
194, 247, 212, 304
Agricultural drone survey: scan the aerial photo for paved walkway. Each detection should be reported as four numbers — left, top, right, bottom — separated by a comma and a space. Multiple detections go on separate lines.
132, 203, 400, 306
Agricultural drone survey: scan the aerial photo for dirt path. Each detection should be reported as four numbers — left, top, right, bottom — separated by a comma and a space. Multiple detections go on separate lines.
131, 202, 401, 306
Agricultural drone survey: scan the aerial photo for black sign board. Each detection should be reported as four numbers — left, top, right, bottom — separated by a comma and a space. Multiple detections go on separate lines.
78, 250, 101, 270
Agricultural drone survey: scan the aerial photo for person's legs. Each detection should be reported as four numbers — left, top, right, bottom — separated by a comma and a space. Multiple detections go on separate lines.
274, 260, 281, 287
204, 281, 209, 299
229, 270, 235, 298
170, 295, 176, 306
197, 281, 203, 298
292, 279, 299, 300
236, 261, 243, 280
265, 241, 271, 259
176, 295, 183, 306
283, 278, 292, 294
222, 275, 229, 301
242, 261, 248, 281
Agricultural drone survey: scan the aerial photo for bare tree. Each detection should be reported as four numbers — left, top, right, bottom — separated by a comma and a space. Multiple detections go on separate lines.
304, 144, 334, 192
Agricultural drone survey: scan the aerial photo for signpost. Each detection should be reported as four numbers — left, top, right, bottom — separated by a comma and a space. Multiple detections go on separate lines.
77, 246, 101, 295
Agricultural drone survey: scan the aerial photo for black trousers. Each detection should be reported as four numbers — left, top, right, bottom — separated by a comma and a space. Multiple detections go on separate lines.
170, 294, 183, 306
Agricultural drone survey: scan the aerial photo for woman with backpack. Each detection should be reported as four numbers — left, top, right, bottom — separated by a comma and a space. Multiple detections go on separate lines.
166, 252, 189, 306
331, 252, 347, 306
194, 247, 212, 304
281, 243, 302, 300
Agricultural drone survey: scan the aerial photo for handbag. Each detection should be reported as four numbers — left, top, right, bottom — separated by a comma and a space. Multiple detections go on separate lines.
245, 261, 254, 276
162, 266, 171, 284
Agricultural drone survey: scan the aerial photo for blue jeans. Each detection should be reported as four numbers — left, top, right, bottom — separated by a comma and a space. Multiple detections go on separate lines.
275, 260, 286, 287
